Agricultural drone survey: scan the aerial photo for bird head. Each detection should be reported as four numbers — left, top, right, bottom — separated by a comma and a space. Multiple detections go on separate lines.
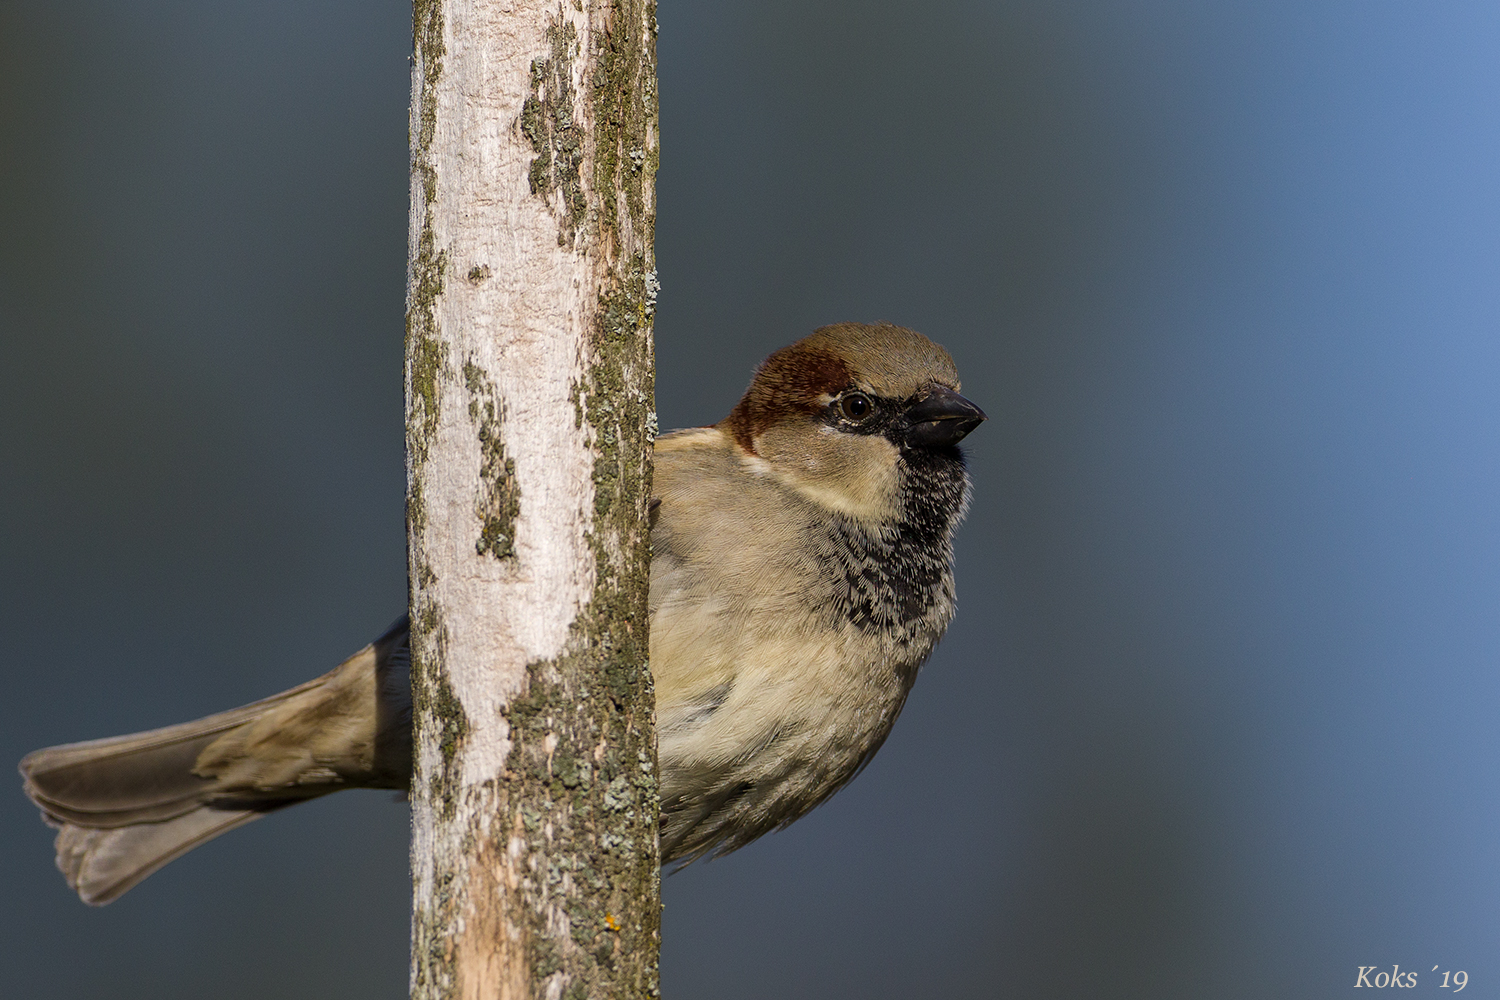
719, 323, 986, 522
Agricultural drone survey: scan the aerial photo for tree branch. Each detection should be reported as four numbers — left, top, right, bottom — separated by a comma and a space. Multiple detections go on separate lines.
404, 1, 659, 996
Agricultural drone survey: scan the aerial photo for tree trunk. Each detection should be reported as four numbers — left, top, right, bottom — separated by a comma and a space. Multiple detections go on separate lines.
404, 1, 659, 997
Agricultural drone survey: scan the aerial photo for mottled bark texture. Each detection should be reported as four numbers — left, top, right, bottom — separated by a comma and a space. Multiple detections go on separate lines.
404, 1, 659, 998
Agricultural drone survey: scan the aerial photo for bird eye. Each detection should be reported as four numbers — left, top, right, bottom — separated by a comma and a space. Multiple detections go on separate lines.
839, 392, 872, 420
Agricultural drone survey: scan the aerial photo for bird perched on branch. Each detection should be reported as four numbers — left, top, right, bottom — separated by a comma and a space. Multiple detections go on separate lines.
20, 322, 985, 905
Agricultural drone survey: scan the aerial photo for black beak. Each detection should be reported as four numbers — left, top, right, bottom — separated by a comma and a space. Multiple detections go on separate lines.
903, 385, 987, 448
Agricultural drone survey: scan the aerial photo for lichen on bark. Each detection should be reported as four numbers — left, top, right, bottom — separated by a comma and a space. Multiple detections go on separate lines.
463, 361, 522, 560
406, 1, 448, 542
522, 18, 587, 247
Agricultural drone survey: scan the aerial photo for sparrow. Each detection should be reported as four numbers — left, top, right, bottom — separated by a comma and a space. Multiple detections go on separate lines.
20, 322, 985, 905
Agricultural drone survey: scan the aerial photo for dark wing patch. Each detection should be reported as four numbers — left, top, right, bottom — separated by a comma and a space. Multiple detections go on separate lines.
659, 681, 732, 737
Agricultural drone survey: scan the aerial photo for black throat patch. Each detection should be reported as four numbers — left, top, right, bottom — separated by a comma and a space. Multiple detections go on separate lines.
815, 447, 970, 644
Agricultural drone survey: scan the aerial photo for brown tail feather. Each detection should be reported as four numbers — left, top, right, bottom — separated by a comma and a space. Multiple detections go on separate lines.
18, 618, 412, 904
53, 807, 269, 905
19, 674, 332, 828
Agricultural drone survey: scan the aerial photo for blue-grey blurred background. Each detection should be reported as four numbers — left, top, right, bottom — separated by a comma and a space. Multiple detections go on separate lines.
4, 1, 1499, 997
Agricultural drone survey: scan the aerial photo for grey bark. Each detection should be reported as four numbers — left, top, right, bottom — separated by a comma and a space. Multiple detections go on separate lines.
404, 1, 659, 998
